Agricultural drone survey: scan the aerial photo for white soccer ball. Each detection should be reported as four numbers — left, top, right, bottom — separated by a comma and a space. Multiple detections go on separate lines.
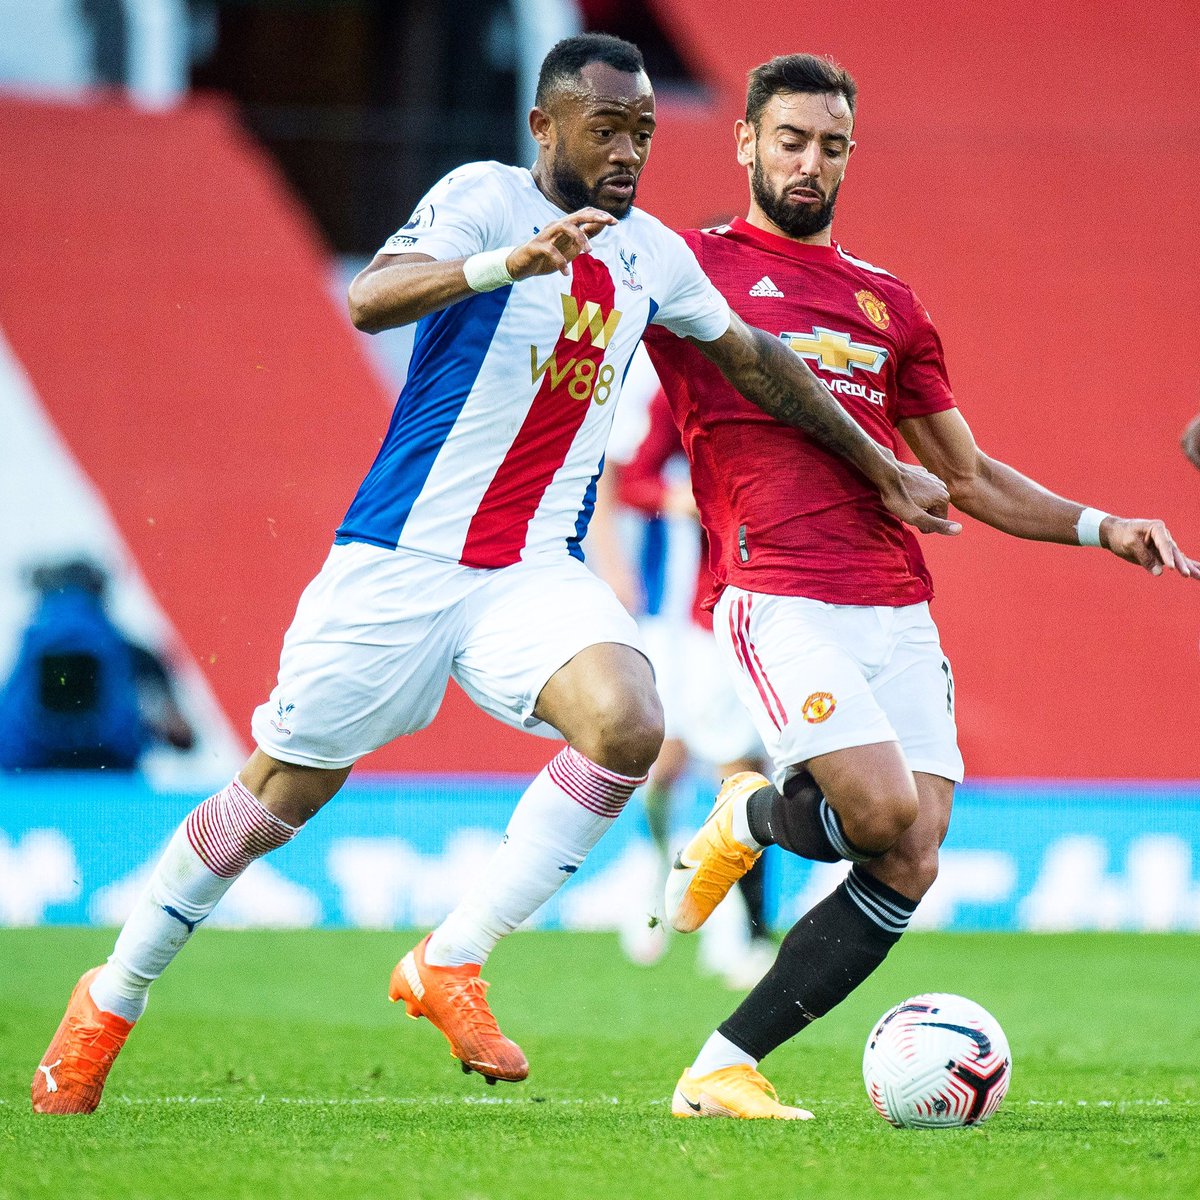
863, 993, 1011, 1128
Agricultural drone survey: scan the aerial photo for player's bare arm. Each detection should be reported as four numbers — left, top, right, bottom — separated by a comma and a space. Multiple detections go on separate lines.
693, 312, 959, 536
901, 407, 1198, 578
347, 208, 616, 333
1181, 414, 1200, 472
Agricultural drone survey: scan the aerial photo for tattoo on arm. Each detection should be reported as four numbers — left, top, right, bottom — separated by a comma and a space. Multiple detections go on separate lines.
735, 327, 878, 466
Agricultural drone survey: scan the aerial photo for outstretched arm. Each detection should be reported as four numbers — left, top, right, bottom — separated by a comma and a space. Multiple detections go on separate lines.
348, 208, 617, 333
692, 312, 960, 536
900, 407, 1198, 578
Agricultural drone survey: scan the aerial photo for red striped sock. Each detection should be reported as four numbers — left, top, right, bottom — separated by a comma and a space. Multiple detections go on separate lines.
547, 745, 645, 818
426, 748, 646, 966
185, 777, 296, 878
93, 777, 298, 1021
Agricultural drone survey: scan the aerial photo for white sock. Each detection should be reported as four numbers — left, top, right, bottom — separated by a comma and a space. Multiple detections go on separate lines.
89, 777, 298, 1022
690, 1030, 758, 1076
730, 791, 764, 852
426, 746, 646, 967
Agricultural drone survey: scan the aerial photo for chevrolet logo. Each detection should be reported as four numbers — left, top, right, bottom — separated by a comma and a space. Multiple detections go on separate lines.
781, 327, 888, 377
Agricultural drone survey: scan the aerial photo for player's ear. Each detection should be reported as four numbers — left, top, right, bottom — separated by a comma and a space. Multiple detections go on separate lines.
529, 106, 554, 150
734, 119, 755, 168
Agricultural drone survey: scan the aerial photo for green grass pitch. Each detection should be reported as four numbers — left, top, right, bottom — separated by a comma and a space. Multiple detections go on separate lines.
2, 928, 1198, 1200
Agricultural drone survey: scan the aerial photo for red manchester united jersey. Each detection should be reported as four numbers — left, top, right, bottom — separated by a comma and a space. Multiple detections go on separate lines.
643, 217, 956, 608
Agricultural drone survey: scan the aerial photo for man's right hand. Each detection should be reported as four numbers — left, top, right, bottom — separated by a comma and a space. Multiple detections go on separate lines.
506, 209, 617, 280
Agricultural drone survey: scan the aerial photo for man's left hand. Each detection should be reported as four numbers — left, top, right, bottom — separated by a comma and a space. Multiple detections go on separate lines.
1102, 517, 1199, 578
878, 457, 962, 537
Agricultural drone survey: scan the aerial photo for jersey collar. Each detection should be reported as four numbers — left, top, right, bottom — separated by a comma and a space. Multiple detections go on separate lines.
726, 216, 841, 262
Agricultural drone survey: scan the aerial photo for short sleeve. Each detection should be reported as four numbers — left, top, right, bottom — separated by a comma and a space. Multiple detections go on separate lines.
377, 163, 507, 262
894, 294, 956, 419
650, 229, 731, 343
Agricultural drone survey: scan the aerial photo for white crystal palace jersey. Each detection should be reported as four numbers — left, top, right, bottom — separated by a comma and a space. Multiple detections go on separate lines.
336, 161, 731, 568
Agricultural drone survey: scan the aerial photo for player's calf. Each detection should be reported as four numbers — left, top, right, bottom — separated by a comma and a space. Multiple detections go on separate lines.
745, 770, 879, 863
716, 864, 921, 1062
87, 776, 301, 1024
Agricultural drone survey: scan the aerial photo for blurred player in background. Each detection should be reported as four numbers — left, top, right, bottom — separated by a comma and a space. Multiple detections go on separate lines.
1181, 412, 1200, 472
32, 35, 956, 1114
0, 558, 194, 772
648, 53, 1199, 1121
596, 353, 774, 987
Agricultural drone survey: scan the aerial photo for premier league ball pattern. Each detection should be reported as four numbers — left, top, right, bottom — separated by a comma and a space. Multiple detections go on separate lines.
863, 993, 1012, 1128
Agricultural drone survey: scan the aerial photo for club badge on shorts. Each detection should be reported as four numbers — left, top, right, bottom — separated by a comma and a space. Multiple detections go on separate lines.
802, 692, 837, 723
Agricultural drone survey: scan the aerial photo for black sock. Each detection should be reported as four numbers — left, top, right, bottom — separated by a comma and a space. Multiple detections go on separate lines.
745, 773, 873, 863
718, 865, 918, 1062
736, 854, 769, 940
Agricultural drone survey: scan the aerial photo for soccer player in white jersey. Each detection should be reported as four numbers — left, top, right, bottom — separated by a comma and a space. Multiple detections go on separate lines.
32, 35, 958, 1114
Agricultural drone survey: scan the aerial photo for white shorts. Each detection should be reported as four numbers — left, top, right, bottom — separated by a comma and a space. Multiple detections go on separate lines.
713, 588, 964, 792
640, 616, 763, 767
252, 542, 645, 769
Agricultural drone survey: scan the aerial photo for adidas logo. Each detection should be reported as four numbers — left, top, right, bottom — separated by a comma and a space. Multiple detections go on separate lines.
749, 276, 784, 298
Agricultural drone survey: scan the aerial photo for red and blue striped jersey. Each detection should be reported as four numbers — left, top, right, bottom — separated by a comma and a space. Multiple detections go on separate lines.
336, 162, 730, 569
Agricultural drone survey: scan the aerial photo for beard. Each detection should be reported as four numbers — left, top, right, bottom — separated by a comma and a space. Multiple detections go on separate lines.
751, 156, 839, 238
549, 155, 637, 219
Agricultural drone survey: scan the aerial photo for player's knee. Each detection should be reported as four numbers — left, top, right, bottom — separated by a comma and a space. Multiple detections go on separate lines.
879, 842, 939, 900
606, 708, 665, 778
582, 690, 664, 778
840, 788, 920, 856
241, 750, 349, 827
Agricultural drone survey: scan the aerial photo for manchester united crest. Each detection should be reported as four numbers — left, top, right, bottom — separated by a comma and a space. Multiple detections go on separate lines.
802, 692, 837, 724
855, 289, 890, 331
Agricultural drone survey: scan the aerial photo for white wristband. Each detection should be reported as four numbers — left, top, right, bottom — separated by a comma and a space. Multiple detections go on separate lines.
1076, 507, 1109, 547
463, 247, 515, 293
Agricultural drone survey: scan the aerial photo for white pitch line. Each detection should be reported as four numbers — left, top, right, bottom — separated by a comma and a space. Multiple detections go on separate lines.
1023, 1098, 1198, 1107
4, 1095, 1197, 1108
0, 1094, 624, 1107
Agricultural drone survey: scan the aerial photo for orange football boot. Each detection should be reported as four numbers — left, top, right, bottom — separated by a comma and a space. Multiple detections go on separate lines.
32, 967, 135, 1114
389, 935, 528, 1084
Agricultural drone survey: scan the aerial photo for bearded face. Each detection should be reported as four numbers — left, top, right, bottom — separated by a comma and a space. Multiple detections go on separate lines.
548, 151, 639, 220
750, 152, 841, 239
737, 91, 855, 241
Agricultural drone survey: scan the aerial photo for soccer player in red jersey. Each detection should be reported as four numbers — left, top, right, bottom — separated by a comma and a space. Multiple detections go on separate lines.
648, 53, 1200, 1120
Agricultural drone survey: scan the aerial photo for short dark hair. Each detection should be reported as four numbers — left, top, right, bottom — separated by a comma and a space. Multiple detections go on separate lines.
536, 33, 646, 108
746, 54, 858, 128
